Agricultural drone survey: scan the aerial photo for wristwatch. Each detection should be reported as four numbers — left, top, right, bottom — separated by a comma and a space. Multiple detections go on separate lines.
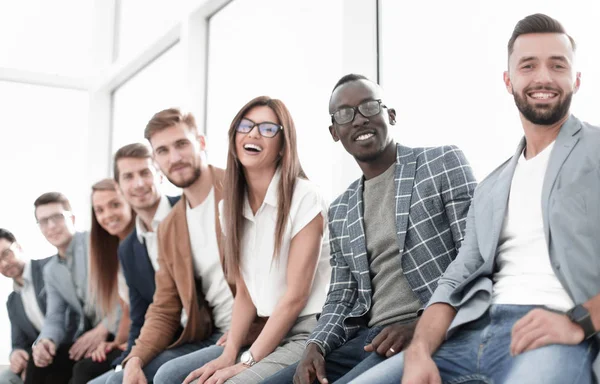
566, 304, 596, 339
240, 350, 257, 367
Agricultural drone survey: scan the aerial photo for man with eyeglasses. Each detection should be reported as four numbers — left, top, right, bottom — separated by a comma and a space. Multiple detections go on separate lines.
27, 192, 113, 384
263, 74, 477, 384
0, 228, 53, 384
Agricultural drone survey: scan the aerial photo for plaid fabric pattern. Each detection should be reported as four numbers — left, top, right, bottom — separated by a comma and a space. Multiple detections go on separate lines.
307, 144, 477, 355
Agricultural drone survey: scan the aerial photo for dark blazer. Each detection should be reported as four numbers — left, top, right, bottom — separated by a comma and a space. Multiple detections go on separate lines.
113, 195, 180, 366
7, 257, 51, 353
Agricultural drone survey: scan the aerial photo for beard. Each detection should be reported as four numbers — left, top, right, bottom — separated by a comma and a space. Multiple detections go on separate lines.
513, 86, 573, 125
167, 165, 201, 188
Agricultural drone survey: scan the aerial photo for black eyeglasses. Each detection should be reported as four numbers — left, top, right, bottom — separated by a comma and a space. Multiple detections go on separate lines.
236, 118, 282, 138
331, 99, 386, 125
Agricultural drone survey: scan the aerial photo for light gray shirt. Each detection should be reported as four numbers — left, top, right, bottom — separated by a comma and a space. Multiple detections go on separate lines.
363, 163, 421, 327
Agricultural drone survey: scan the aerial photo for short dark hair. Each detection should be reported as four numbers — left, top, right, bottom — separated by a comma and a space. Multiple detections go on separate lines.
508, 13, 576, 57
113, 143, 153, 182
331, 73, 370, 94
33, 192, 72, 219
0, 228, 16, 243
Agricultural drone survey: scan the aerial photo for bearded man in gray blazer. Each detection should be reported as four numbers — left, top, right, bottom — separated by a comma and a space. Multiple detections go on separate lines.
353, 13, 600, 384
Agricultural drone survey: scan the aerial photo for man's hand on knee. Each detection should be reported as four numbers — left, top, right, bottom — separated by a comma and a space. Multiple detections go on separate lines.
123, 357, 148, 384
510, 308, 585, 356
294, 343, 328, 384
32, 339, 56, 368
365, 319, 418, 357
9, 349, 29, 374
402, 343, 441, 384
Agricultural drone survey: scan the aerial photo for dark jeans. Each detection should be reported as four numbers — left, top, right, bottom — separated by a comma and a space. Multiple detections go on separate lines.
262, 326, 387, 384
70, 349, 123, 384
24, 343, 75, 384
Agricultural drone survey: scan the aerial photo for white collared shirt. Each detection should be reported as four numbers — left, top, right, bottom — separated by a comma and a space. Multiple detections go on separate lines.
185, 188, 233, 331
221, 169, 331, 317
136, 194, 173, 272
13, 261, 45, 332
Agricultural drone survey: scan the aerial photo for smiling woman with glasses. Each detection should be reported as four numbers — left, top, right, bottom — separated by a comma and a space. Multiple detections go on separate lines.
153, 96, 332, 384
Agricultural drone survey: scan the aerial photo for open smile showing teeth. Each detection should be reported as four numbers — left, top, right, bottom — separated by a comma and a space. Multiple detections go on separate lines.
528, 91, 558, 100
355, 132, 375, 141
244, 143, 263, 152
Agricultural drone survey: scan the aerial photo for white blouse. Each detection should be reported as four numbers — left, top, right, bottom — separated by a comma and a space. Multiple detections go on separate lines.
220, 169, 331, 317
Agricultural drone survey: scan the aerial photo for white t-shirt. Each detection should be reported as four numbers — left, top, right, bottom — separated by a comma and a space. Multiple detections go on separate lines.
185, 188, 234, 331
14, 261, 45, 332
220, 169, 331, 317
492, 141, 574, 311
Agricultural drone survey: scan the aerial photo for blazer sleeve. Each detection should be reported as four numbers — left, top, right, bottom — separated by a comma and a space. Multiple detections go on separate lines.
121, 226, 184, 367
113, 242, 150, 366
428, 192, 486, 307
305, 206, 358, 356
37, 262, 70, 345
7, 294, 33, 353
440, 145, 477, 251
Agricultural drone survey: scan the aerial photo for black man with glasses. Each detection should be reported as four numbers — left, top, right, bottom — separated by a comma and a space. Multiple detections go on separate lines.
262, 74, 477, 384
27, 192, 112, 384
0, 228, 55, 384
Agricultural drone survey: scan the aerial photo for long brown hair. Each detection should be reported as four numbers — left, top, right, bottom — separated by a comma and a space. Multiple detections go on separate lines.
89, 179, 135, 318
223, 96, 306, 280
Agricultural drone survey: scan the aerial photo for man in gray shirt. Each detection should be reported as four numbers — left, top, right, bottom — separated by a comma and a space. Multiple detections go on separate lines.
27, 192, 111, 384
263, 74, 477, 384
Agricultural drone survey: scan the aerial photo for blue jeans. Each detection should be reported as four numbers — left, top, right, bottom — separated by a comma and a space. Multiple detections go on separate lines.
262, 326, 387, 384
351, 305, 598, 384
104, 332, 222, 384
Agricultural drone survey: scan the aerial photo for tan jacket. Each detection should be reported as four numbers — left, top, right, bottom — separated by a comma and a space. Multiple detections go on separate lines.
123, 165, 232, 366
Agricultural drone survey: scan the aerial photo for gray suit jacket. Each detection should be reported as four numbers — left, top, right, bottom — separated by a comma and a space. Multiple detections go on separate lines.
308, 144, 477, 355
429, 115, 600, 379
38, 231, 119, 345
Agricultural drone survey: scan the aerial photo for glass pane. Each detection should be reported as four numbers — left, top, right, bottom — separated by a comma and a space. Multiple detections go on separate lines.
0, 81, 89, 364
379, 0, 600, 180
0, 0, 93, 76
111, 44, 184, 195
117, 0, 200, 60
206, 0, 344, 200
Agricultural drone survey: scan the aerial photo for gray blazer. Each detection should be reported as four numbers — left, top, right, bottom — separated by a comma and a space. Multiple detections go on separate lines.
38, 231, 120, 345
429, 115, 600, 379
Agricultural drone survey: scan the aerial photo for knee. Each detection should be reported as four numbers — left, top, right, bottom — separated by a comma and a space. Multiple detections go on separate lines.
153, 362, 177, 384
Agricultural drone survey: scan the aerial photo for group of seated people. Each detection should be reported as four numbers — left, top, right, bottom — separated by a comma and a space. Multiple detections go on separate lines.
1, 13, 599, 384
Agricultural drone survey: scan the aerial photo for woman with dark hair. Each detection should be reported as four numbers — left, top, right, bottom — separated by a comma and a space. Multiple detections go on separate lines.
154, 96, 332, 384
71, 178, 135, 383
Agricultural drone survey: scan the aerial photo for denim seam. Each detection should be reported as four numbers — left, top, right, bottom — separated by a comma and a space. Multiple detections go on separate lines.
446, 373, 493, 384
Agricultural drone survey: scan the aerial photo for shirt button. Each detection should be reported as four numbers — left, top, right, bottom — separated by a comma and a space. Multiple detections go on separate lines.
554, 263, 561, 270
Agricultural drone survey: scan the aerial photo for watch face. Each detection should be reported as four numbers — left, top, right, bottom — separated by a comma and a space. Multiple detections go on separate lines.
241, 351, 251, 364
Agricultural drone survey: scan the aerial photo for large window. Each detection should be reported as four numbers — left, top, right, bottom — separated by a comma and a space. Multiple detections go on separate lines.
206, 0, 346, 200
111, 44, 184, 194
0, 0, 93, 76
0, 82, 89, 362
379, 0, 600, 180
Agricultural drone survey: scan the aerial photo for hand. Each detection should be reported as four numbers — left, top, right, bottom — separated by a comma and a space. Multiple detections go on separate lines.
402, 344, 441, 384
183, 353, 237, 384
195, 363, 246, 384
365, 320, 417, 357
91, 340, 124, 362
32, 339, 56, 367
511, 308, 585, 356
123, 357, 148, 384
216, 332, 228, 347
9, 349, 29, 374
293, 343, 328, 384
69, 324, 109, 361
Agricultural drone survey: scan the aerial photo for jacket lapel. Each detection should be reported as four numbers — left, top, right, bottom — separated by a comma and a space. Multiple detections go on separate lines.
394, 145, 417, 253
172, 196, 196, 312
347, 177, 371, 291
133, 230, 156, 293
31, 260, 47, 313
485, 139, 524, 261
541, 116, 581, 243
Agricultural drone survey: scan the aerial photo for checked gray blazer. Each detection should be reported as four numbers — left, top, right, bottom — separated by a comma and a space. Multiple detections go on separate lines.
307, 144, 477, 355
